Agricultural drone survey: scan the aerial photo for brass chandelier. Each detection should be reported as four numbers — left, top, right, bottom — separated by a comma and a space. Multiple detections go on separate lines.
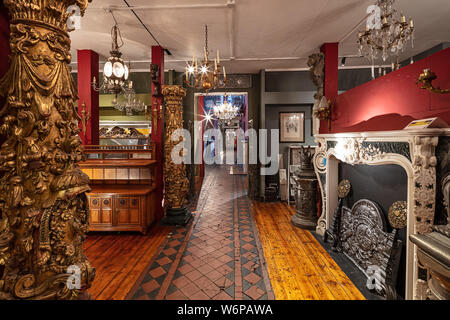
358, 0, 414, 64
92, 17, 129, 94
185, 25, 227, 92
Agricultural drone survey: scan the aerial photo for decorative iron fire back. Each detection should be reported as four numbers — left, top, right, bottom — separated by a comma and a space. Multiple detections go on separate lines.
340, 200, 397, 295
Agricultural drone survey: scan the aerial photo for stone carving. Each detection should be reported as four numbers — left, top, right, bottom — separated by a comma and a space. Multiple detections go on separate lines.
313, 137, 328, 235
307, 52, 325, 100
0, 0, 95, 300
409, 173, 450, 300
161, 85, 192, 226
334, 138, 386, 164
412, 136, 439, 234
340, 200, 397, 296
313, 132, 448, 299
435, 137, 450, 225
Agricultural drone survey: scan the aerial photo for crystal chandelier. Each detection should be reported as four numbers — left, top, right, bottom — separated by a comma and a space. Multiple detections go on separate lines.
185, 25, 227, 92
92, 12, 130, 95
212, 95, 240, 122
358, 0, 414, 64
112, 81, 146, 116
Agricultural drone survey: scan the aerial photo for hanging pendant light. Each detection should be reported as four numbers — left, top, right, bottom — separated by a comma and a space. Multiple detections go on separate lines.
185, 25, 227, 92
357, 0, 414, 67
92, 11, 130, 95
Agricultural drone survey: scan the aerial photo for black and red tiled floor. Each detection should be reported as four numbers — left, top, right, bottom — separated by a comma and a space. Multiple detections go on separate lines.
127, 165, 274, 300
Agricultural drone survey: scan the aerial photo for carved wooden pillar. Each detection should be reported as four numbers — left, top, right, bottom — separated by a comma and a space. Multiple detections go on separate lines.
161, 85, 192, 226
0, 0, 95, 300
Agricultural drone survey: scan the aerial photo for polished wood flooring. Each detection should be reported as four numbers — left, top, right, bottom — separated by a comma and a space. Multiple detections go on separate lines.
252, 201, 365, 300
84, 167, 364, 300
83, 225, 173, 300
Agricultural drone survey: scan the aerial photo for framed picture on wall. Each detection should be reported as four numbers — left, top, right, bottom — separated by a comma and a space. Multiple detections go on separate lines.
279, 112, 305, 143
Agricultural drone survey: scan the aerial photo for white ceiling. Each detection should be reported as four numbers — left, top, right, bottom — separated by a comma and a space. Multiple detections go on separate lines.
70, 0, 450, 74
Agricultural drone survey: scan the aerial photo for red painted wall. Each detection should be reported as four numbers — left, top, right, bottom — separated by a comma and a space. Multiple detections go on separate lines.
151, 46, 165, 221
77, 50, 99, 145
320, 43, 339, 133
327, 48, 450, 133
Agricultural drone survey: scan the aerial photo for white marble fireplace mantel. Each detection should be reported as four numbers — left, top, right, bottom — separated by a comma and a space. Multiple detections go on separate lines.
312, 128, 450, 300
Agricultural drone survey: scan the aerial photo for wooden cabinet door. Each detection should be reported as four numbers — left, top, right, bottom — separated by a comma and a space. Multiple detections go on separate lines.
88, 195, 113, 226
89, 196, 101, 224
115, 196, 141, 225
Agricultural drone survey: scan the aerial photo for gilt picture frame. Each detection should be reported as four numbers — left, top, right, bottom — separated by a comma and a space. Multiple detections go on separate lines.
279, 112, 305, 143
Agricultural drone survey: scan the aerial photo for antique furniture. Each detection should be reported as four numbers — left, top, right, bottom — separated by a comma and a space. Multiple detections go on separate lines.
410, 173, 450, 300
161, 85, 192, 226
80, 144, 157, 234
313, 128, 450, 299
0, 0, 95, 300
287, 146, 317, 205
291, 147, 318, 229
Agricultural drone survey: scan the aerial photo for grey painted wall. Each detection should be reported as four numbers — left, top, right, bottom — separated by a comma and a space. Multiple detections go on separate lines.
265, 104, 314, 170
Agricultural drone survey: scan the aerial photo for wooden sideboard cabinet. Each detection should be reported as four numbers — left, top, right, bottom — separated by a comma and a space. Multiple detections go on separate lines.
87, 186, 156, 234
79, 144, 158, 234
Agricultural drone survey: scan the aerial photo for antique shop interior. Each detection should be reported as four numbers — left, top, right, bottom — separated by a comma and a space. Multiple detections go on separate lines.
0, 0, 448, 302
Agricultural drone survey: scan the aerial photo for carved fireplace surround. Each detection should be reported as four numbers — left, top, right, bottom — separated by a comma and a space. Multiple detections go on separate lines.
313, 128, 450, 300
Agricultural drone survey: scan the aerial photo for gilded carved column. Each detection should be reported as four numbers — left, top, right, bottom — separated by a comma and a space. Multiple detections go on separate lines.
161, 85, 192, 226
0, 0, 95, 299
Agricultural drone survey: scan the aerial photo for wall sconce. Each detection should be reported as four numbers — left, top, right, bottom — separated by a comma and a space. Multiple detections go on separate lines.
313, 96, 332, 131
150, 63, 161, 97
80, 101, 91, 136
417, 69, 450, 94
152, 105, 158, 132
159, 103, 163, 120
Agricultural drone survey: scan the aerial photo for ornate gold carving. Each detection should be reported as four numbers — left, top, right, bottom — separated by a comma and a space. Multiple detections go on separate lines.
417, 69, 450, 94
388, 201, 407, 229
0, 0, 94, 300
338, 179, 351, 199
80, 102, 90, 136
162, 85, 189, 209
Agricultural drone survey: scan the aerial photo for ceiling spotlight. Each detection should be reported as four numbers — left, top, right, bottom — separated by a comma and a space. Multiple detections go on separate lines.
341, 57, 347, 67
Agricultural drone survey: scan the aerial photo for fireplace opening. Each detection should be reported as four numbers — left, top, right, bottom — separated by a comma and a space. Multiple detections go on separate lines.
338, 163, 408, 299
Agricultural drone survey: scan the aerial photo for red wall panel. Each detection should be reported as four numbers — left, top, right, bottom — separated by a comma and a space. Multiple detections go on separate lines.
329, 48, 450, 133
77, 49, 99, 145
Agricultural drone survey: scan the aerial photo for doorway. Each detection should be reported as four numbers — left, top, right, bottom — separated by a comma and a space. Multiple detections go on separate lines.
193, 92, 249, 193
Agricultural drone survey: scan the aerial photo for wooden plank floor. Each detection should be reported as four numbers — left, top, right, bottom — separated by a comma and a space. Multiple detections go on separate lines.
83, 225, 173, 300
252, 201, 365, 300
